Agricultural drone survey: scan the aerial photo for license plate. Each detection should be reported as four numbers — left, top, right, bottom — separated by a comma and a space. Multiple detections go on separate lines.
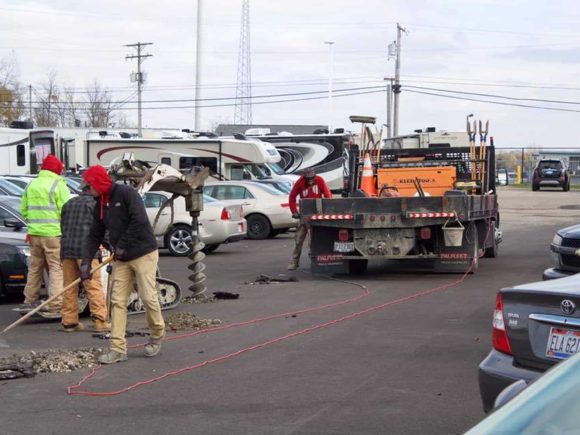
334, 241, 354, 253
546, 327, 580, 359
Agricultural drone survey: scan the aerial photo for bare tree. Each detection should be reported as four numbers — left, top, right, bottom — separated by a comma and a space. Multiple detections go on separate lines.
0, 52, 24, 126
83, 80, 115, 127
34, 70, 60, 127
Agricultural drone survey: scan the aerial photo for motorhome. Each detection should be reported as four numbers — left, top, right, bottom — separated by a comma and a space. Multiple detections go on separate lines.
382, 128, 469, 149
76, 136, 298, 183
247, 132, 353, 192
0, 127, 58, 174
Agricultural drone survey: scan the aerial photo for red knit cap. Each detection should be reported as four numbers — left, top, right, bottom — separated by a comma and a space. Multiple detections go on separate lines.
83, 165, 113, 219
83, 165, 112, 195
41, 155, 64, 175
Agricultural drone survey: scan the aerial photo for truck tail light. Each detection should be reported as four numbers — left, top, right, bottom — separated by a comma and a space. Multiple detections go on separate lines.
220, 208, 232, 220
492, 292, 512, 355
420, 227, 431, 239
338, 228, 350, 242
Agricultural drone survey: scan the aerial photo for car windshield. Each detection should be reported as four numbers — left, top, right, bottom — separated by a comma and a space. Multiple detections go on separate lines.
0, 179, 24, 197
0, 197, 23, 216
253, 183, 286, 196
203, 194, 217, 203
539, 161, 562, 170
266, 162, 285, 175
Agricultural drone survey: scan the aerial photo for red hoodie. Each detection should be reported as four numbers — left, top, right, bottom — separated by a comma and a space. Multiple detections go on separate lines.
288, 175, 331, 215
82, 165, 113, 219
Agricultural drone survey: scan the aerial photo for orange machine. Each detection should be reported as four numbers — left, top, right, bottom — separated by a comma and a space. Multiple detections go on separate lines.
376, 166, 457, 197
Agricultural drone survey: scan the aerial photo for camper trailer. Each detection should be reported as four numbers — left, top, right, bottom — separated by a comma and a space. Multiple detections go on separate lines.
78, 137, 297, 183
0, 127, 58, 174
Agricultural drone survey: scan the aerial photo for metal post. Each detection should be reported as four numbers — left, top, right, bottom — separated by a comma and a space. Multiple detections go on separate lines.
393, 23, 406, 137
324, 41, 335, 133
384, 77, 394, 138
194, 0, 204, 131
28, 85, 32, 121
125, 42, 153, 138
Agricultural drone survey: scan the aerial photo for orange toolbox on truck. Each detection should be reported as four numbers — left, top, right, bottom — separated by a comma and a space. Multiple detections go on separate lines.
376, 166, 457, 197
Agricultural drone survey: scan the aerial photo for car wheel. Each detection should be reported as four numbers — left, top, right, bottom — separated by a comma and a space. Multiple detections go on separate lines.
246, 214, 272, 240
532, 184, 539, 191
202, 244, 220, 254
563, 181, 570, 192
165, 225, 193, 256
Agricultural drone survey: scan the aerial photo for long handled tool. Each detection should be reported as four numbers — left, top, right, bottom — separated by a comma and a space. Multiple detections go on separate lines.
1, 256, 114, 336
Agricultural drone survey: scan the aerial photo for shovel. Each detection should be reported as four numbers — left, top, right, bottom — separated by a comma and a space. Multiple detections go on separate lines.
0, 256, 114, 343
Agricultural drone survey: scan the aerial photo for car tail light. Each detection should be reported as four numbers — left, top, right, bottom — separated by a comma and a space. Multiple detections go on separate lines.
220, 208, 231, 220
338, 228, 350, 242
492, 292, 512, 355
420, 227, 431, 239
280, 203, 290, 208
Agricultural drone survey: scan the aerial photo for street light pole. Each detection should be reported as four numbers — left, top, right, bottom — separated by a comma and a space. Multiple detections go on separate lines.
324, 40, 335, 133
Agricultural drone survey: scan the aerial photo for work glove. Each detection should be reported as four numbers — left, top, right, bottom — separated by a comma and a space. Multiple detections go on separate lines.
292, 213, 300, 219
80, 262, 92, 282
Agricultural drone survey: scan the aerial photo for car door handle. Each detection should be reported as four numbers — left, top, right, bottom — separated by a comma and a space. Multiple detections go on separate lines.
242, 202, 252, 206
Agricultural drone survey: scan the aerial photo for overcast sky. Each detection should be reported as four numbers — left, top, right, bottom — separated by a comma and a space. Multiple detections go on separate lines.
2, 0, 580, 148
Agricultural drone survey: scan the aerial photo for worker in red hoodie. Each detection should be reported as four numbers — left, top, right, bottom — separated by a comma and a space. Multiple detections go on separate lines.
287, 168, 331, 270
81, 165, 165, 365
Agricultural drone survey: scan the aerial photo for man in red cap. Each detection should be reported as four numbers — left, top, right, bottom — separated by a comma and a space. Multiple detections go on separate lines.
81, 165, 165, 364
287, 168, 331, 270
21, 154, 71, 313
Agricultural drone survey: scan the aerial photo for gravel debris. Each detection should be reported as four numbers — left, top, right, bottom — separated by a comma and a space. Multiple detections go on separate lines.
0, 347, 102, 377
166, 312, 222, 331
181, 294, 216, 304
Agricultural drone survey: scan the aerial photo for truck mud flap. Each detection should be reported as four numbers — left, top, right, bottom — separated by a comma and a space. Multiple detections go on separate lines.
434, 222, 479, 273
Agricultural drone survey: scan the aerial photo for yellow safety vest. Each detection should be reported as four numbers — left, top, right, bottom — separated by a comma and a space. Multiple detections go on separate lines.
22, 170, 71, 237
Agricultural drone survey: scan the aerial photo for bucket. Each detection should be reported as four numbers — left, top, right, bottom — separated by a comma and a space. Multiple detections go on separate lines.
442, 218, 465, 247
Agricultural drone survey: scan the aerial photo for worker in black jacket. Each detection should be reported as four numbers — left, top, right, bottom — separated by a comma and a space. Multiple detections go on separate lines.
81, 165, 165, 365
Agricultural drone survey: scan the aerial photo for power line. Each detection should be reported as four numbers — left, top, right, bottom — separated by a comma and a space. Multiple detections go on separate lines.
404, 89, 580, 113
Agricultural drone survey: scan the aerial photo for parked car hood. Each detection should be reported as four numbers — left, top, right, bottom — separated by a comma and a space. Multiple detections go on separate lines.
557, 224, 580, 239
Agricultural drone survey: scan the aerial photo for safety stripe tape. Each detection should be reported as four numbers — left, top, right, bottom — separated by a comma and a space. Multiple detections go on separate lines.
406, 212, 456, 218
27, 218, 60, 224
310, 214, 354, 220
27, 205, 57, 211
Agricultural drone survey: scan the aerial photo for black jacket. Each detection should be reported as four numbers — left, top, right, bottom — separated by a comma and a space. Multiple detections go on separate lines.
83, 184, 157, 262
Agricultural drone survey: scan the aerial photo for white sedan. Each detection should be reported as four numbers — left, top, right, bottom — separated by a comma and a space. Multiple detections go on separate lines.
143, 192, 246, 256
203, 181, 298, 239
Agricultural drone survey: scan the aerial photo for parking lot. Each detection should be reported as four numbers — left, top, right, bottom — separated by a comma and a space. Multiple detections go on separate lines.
0, 186, 578, 434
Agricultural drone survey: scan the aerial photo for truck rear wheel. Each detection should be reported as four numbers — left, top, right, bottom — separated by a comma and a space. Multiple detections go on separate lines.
348, 259, 368, 275
484, 222, 499, 258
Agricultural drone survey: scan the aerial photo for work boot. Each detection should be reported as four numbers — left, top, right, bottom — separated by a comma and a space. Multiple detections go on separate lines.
62, 323, 85, 333
92, 320, 111, 332
287, 262, 298, 271
143, 334, 165, 358
97, 350, 128, 365
19, 301, 41, 311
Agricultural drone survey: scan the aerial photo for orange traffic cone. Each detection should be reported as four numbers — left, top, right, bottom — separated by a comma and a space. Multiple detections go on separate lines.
360, 152, 377, 196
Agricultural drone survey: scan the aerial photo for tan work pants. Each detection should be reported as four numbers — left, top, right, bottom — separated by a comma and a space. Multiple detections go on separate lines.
61, 259, 108, 327
110, 250, 165, 354
291, 224, 309, 266
24, 235, 63, 311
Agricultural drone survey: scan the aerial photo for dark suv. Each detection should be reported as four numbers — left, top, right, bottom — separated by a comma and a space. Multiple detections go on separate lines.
532, 159, 569, 191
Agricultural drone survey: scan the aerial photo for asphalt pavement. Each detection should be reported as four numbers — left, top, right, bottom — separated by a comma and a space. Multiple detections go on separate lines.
0, 186, 578, 435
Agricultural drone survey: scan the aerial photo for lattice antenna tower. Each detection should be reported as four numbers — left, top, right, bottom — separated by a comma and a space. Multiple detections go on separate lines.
234, 0, 252, 125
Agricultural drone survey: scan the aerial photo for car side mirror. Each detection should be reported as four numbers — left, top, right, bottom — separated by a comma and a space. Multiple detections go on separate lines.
4, 218, 25, 230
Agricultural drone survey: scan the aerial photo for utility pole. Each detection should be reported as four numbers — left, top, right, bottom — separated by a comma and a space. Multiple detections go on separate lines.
384, 77, 394, 138
194, 0, 204, 131
324, 40, 335, 133
125, 42, 153, 137
393, 23, 407, 137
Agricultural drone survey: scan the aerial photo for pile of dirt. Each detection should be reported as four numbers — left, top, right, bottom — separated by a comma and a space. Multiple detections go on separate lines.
0, 347, 102, 379
166, 312, 222, 331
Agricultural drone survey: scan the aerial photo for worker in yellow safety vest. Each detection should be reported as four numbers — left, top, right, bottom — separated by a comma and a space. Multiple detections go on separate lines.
21, 155, 71, 314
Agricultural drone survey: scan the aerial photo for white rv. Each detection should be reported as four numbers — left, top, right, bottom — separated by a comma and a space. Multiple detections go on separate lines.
78, 137, 297, 183
0, 127, 58, 174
